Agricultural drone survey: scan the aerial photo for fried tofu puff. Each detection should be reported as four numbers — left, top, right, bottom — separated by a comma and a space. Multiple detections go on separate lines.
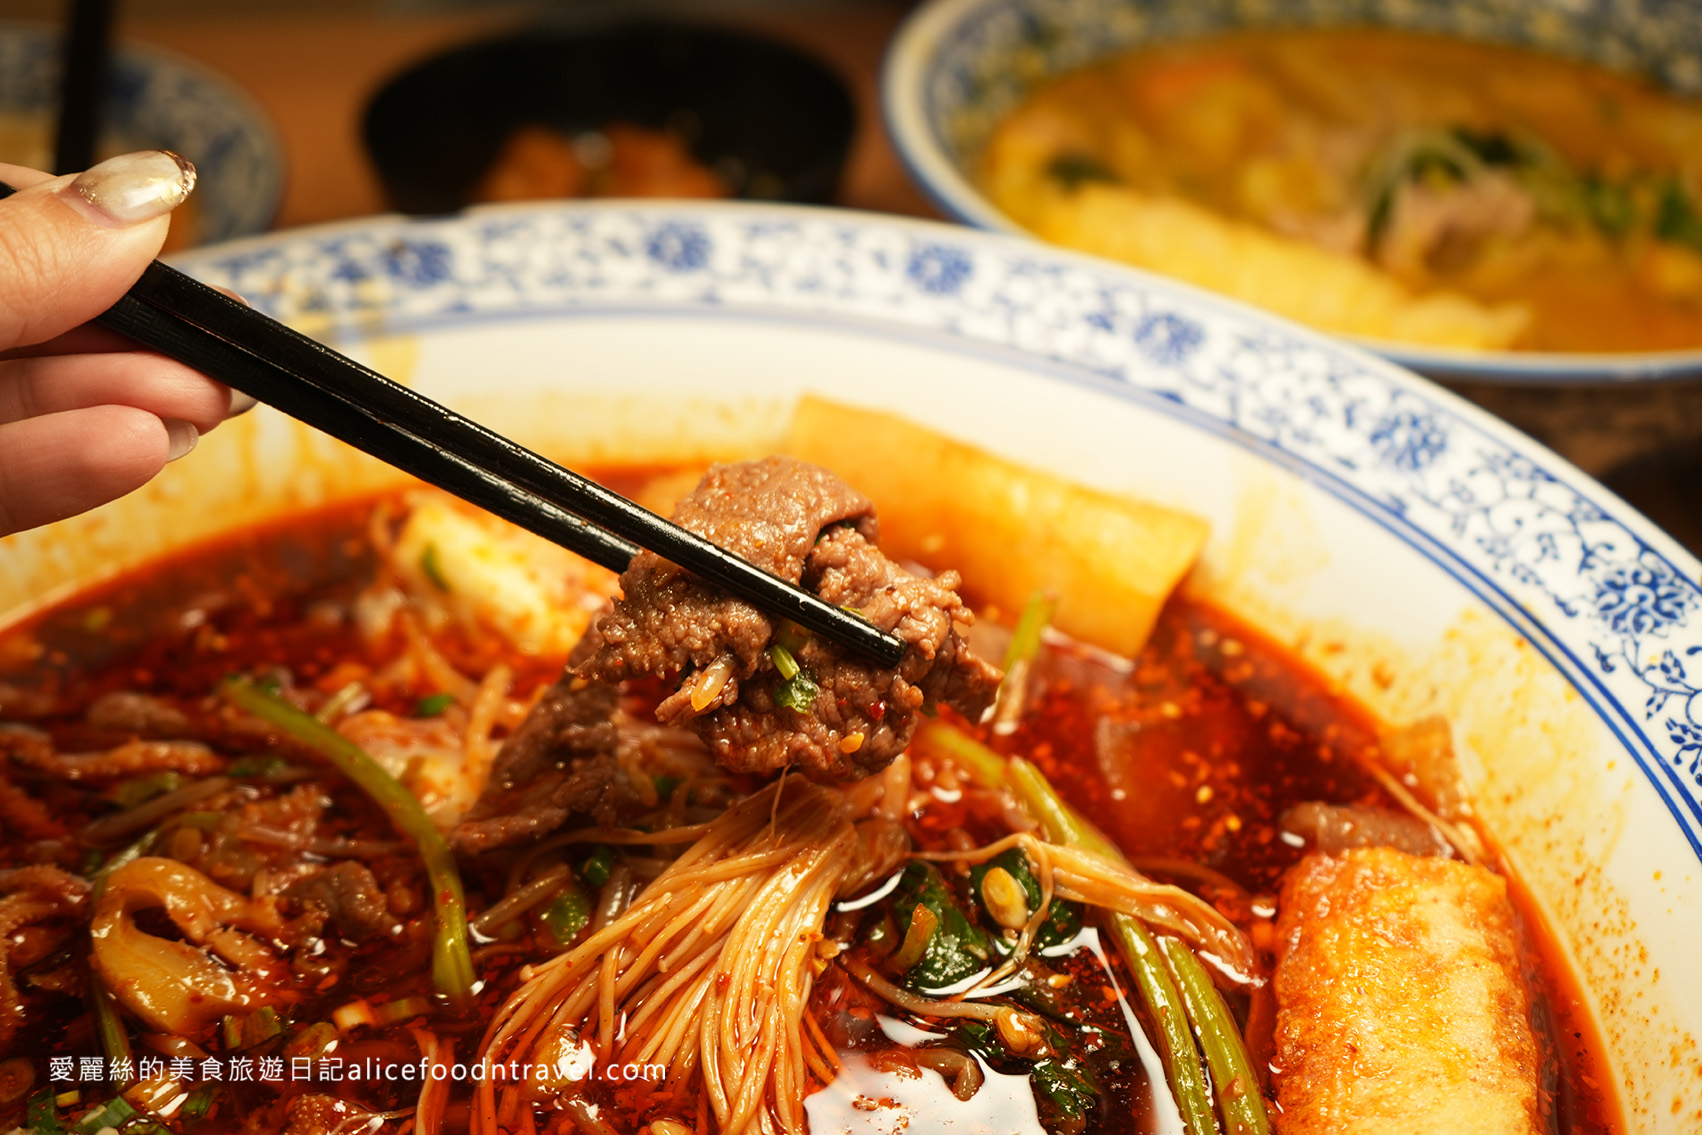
1273, 847, 1542, 1135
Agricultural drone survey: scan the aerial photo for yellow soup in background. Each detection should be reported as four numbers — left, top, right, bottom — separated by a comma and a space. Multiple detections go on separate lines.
981, 29, 1702, 353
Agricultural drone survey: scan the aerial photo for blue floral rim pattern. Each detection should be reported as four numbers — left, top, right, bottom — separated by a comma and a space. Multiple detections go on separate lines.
176, 202, 1702, 863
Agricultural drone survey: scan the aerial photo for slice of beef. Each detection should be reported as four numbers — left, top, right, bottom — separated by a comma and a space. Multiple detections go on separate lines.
283, 862, 396, 942
83, 691, 195, 738
579, 457, 1003, 781
453, 675, 631, 854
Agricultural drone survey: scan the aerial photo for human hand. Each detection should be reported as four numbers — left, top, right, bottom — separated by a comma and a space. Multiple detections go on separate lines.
0, 151, 253, 537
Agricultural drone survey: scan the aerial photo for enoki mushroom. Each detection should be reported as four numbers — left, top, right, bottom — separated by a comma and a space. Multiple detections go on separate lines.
918, 832, 1259, 987
474, 778, 857, 1135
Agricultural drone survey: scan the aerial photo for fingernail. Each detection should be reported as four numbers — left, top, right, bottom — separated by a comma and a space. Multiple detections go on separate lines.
228, 390, 259, 417
65, 150, 196, 226
164, 419, 199, 462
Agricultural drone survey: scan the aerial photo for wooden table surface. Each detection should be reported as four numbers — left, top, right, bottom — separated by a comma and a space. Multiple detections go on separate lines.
116, 5, 1702, 553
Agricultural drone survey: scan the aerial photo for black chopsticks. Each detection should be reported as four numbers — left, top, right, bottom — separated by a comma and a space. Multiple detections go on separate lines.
52, 0, 114, 175
0, 180, 906, 667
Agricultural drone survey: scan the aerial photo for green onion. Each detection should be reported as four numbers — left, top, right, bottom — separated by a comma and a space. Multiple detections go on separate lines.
1657, 179, 1702, 248
227, 755, 292, 779
768, 644, 801, 680
1047, 152, 1118, 189
109, 772, 187, 810
541, 887, 593, 946
75, 1097, 136, 1134
916, 721, 1007, 788
1002, 591, 1057, 673
26, 1088, 66, 1134
90, 830, 159, 892
374, 995, 433, 1026
578, 845, 616, 889
416, 692, 455, 717
175, 812, 224, 831
992, 591, 1055, 731
420, 544, 450, 591
88, 978, 132, 1091
774, 619, 813, 653
282, 1021, 337, 1061
1161, 936, 1271, 1135
219, 1014, 243, 1051
652, 775, 683, 802
221, 1006, 283, 1052
179, 1085, 216, 1120
221, 678, 474, 1008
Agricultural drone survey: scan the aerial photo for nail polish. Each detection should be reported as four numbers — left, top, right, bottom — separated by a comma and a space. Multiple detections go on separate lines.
164, 419, 199, 463
65, 151, 197, 226
228, 390, 259, 417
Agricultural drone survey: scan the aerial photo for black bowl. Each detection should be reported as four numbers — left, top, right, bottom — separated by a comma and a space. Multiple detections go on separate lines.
362, 22, 856, 214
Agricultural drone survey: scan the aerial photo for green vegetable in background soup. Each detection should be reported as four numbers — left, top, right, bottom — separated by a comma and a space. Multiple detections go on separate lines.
1656, 180, 1702, 248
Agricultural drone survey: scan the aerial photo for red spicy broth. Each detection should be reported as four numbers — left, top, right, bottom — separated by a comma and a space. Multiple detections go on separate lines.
0, 485, 1621, 1134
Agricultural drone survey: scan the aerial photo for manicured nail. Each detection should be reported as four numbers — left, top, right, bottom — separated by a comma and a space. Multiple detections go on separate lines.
163, 419, 199, 462
65, 150, 196, 226
228, 390, 259, 417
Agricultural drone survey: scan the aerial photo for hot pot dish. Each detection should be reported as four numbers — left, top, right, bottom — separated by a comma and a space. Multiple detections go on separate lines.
0, 396, 1618, 1135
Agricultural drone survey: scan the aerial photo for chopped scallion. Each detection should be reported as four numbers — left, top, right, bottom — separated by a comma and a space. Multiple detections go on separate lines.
89, 978, 132, 1091
578, 845, 616, 889
109, 772, 187, 810
220, 678, 475, 1008
227, 755, 291, 779
768, 644, 801, 680
179, 1085, 216, 1120
374, 995, 433, 1025
541, 886, 593, 946
416, 692, 455, 717
420, 543, 450, 591
74, 1096, 136, 1134
26, 1088, 66, 1134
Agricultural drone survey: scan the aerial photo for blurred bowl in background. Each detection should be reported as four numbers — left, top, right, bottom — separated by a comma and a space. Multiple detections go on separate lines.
883, 0, 1702, 386
0, 21, 282, 247
363, 22, 856, 214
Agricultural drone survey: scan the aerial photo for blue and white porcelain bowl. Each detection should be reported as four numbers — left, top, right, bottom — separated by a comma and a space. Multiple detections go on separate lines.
0, 22, 282, 244
883, 0, 1702, 385
2, 202, 1698, 1129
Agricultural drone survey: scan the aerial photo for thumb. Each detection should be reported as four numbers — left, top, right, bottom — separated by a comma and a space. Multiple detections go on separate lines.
0, 151, 196, 351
